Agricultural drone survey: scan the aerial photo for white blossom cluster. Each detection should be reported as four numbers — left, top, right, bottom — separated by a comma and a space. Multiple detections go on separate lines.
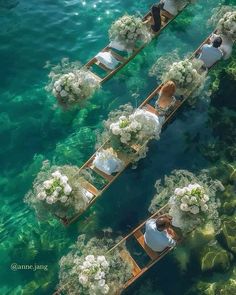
37, 170, 72, 205
218, 11, 236, 40
74, 255, 110, 295
109, 15, 151, 47
173, 183, 210, 215
52, 69, 100, 107
110, 109, 162, 145
162, 59, 206, 96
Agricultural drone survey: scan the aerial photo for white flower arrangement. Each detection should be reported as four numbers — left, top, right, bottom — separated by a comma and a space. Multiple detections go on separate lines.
25, 161, 93, 220
76, 255, 110, 294
171, 183, 210, 216
149, 170, 224, 235
217, 11, 236, 41
162, 58, 207, 97
110, 109, 162, 145
58, 235, 132, 295
109, 14, 152, 48
45, 58, 100, 108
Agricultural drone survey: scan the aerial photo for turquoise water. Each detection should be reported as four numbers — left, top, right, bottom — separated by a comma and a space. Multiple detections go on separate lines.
0, 0, 235, 294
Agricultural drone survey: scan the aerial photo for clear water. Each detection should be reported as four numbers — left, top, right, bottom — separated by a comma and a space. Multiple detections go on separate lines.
0, 0, 235, 294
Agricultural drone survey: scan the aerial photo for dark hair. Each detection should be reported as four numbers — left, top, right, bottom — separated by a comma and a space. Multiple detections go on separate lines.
213, 37, 222, 48
156, 217, 170, 231
151, 4, 161, 32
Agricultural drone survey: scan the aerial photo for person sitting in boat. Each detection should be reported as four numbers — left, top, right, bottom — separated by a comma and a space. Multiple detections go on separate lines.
155, 80, 178, 122
210, 31, 234, 60
144, 215, 176, 252
198, 36, 224, 68
144, 4, 162, 33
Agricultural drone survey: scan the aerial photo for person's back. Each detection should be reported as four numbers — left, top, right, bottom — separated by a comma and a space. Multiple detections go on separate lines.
199, 37, 223, 68
144, 218, 176, 252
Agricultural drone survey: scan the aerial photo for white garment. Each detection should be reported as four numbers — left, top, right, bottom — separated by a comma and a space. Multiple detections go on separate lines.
93, 149, 124, 175
144, 219, 176, 252
109, 40, 133, 54
199, 44, 223, 68
95, 51, 120, 70
163, 0, 178, 16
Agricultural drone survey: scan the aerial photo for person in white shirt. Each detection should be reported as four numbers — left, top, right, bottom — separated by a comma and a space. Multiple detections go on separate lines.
144, 215, 177, 252
198, 37, 224, 68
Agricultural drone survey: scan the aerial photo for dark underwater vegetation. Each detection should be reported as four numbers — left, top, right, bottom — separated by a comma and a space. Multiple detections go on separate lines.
0, 0, 235, 294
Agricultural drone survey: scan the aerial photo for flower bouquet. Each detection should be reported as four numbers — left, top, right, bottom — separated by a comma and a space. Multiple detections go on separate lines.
45, 58, 100, 108
25, 161, 93, 220
97, 105, 162, 164
217, 10, 236, 41
109, 15, 151, 49
162, 58, 207, 97
149, 170, 223, 235
58, 235, 132, 295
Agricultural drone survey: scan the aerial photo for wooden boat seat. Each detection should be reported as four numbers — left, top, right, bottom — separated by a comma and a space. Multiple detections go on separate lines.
120, 249, 141, 277
89, 162, 114, 182
161, 9, 174, 21
81, 179, 100, 197
133, 229, 159, 260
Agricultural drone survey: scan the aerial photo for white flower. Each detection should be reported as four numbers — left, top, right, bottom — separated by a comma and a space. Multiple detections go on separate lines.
60, 175, 68, 184
83, 261, 91, 268
64, 184, 72, 195
97, 255, 106, 263
180, 203, 189, 212
46, 196, 56, 204
37, 191, 47, 200
43, 180, 53, 189
60, 90, 68, 97
190, 205, 200, 215
52, 170, 62, 179
101, 261, 109, 269
203, 194, 209, 202
79, 274, 88, 285
85, 255, 95, 262
174, 188, 184, 196
201, 204, 209, 212
60, 195, 68, 203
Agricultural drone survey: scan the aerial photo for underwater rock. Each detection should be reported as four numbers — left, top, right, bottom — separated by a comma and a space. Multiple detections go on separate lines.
200, 242, 233, 272
222, 216, 236, 254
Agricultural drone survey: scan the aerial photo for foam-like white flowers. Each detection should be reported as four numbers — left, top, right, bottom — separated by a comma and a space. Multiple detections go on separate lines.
52, 69, 100, 107
75, 255, 110, 294
38, 170, 73, 206
218, 11, 236, 40
110, 109, 162, 145
109, 14, 151, 47
173, 183, 210, 216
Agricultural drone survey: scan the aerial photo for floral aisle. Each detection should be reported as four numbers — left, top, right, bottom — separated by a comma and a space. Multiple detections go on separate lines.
45, 58, 100, 108
93, 104, 163, 172
109, 15, 152, 50
58, 235, 132, 295
25, 161, 93, 220
149, 169, 224, 235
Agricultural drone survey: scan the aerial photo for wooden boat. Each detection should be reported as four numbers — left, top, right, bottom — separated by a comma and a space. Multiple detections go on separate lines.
106, 204, 176, 293
57, 30, 221, 226
84, 3, 190, 83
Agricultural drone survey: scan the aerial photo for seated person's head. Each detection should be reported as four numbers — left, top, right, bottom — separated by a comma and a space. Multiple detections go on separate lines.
155, 216, 171, 231
160, 80, 176, 97
212, 37, 222, 48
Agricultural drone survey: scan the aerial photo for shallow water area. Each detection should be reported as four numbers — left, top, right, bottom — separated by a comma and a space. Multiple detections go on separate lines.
0, 0, 236, 294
